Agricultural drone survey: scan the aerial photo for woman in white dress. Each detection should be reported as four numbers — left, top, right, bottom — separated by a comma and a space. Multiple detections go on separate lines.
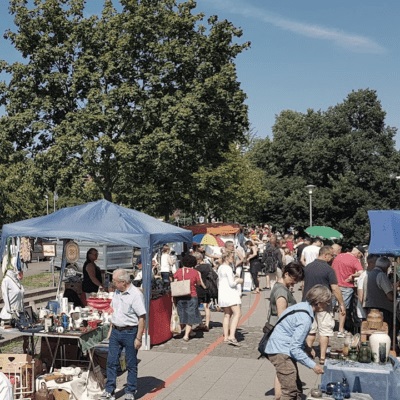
218, 252, 243, 346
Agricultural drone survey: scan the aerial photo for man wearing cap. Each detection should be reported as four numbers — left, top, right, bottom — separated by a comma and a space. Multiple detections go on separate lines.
332, 246, 365, 337
364, 256, 395, 339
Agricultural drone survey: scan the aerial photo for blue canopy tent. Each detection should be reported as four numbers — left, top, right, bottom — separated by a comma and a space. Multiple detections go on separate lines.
368, 210, 400, 256
0, 199, 193, 345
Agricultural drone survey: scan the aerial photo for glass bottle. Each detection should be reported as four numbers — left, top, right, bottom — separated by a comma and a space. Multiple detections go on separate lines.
333, 382, 344, 400
342, 378, 351, 399
344, 332, 353, 346
348, 346, 358, 361
358, 341, 372, 363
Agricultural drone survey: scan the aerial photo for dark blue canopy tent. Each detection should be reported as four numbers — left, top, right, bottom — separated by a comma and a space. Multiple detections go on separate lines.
368, 210, 400, 256
0, 199, 193, 344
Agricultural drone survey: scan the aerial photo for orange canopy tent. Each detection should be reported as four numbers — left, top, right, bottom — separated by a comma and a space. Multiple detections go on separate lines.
183, 223, 241, 236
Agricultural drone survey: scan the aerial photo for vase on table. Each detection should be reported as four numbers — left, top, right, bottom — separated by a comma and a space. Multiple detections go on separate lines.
369, 331, 391, 363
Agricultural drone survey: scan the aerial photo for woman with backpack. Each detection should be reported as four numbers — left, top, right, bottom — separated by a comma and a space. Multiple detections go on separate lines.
193, 252, 216, 332
265, 285, 327, 399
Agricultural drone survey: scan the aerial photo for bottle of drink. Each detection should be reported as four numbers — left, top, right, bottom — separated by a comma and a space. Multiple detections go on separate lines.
104, 273, 110, 289
342, 378, 351, 399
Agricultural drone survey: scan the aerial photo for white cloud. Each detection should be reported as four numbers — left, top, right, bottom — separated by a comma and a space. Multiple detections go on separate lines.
203, 0, 386, 54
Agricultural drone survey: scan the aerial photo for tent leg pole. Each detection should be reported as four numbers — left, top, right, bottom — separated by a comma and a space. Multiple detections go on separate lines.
393, 258, 398, 353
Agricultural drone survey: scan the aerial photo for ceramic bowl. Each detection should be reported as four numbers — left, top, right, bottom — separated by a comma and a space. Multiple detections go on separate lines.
310, 388, 322, 398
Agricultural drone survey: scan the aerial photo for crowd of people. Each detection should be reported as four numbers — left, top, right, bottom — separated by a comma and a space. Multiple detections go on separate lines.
152, 225, 399, 400
2, 225, 398, 400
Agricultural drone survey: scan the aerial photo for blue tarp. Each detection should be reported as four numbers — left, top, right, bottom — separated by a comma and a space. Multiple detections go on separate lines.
368, 210, 400, 256
0, 199, 193, 333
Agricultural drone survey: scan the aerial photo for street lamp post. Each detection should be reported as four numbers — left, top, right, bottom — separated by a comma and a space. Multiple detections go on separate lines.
305, 184, 316, 227
44, 195, 49, 215
53, 191, 58, 212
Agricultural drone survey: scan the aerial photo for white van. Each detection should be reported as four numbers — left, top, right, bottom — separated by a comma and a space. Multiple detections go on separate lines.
53, 240, 134, 272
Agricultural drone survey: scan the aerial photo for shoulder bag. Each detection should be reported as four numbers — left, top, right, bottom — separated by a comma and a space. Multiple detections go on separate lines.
171, 268, 191, 297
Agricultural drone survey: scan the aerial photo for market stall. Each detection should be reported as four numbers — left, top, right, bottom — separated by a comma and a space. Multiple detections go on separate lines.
0, 200, 192, 342
367, 210, 400, 349
1, 200, 192, 397
321, 358, 400, 399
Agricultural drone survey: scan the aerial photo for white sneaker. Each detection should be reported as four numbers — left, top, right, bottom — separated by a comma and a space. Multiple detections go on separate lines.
100, 392, 115, 400
337, 331, 346, 338
124, 393, 135, 400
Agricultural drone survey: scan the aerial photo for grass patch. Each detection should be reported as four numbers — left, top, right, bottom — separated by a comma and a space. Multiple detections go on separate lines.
23, 272, 59, 289
0, 337, 23, 353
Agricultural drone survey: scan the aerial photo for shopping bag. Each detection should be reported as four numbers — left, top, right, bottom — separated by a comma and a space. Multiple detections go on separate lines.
170, 268, 191, 297
170, 304, 181, 334
170, 279, 190, 297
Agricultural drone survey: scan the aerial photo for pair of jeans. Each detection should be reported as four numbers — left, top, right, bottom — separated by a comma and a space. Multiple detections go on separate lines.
105, 326, 138, 395
161, 272, 170, 287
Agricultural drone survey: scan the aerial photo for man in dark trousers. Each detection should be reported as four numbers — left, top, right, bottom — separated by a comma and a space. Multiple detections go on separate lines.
364, 256, 395, 339
302, 246, 346, 364
101, 269, 146, 400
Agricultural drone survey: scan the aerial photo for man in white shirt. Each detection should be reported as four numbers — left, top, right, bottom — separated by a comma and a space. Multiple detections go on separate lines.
101, 269, 146, 400
300, 238, 323, 266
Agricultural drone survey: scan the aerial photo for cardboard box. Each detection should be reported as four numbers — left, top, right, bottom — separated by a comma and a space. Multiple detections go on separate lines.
0, 354, 32, 373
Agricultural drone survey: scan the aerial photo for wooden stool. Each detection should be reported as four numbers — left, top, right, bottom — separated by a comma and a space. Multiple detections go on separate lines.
360, 320, 388, 342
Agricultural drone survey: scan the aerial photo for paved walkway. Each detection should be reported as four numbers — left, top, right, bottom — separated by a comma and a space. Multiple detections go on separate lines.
114, 277, 345, 400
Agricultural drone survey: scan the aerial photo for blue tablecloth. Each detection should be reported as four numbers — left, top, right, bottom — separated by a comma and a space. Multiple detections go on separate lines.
321, 357, 400, 400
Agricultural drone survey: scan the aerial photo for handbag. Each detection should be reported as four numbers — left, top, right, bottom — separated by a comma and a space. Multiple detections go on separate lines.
170, 303, 181, 334
258, 309, 312, 359
170, 268, 191, 297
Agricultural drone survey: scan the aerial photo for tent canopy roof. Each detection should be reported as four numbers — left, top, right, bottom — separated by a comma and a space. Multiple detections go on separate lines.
183, 223, 241, 236
1, 200, 192, 251
368, 210, 400, 256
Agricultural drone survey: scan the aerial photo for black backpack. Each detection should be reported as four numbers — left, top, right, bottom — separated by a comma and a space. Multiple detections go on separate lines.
206, 267, 219, 298
262, 246, 281, 273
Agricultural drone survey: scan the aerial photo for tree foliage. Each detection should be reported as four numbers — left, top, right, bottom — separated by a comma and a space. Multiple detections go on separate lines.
248, 89, 400, 244
192, 143, 269, 223
0, 0, 250, 223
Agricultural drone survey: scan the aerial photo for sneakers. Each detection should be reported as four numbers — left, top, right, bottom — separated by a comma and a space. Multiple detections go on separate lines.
125, 393, 135, 400
337, 331, 347, 338
100, 392, 115, 400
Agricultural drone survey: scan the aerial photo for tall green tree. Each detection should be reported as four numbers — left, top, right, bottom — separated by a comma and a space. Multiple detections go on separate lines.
248, 89, 400, 243
192, 143, 269, 223
0, 0, 249, 222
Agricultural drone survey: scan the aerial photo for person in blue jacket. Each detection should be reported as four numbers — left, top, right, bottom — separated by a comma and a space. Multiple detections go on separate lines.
265, 284, 328, 400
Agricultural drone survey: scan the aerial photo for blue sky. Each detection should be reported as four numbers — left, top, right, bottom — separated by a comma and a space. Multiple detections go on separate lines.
199, 0, 400, 144
1, 0, 399, 145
